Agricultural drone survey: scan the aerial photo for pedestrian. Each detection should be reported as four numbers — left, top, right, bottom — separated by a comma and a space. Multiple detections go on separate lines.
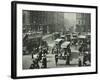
79, 46, 83, 55
38, 49, 43, 61
52, 48, 54, 54
34, 58, 40, 69
75, 42, 78, 49
64, 48, 67, 56
65, 47, 71, 65
32, 48, 35, 59
67, 45, 71, 54
65, 53, 70, 65
29, 60, 35, 69
41, 54, 47, 68
78, 58, 82, 67
55, 53, 58, 66
44, 48, 48, 54
32, 51, 34, 59
83, 51, 90, 66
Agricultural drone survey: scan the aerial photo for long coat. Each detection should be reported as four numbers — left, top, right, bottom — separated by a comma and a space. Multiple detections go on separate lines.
41, 56, 47, 68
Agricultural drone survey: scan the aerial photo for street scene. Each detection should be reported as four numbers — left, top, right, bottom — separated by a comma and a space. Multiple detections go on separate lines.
22, 10, 91, 69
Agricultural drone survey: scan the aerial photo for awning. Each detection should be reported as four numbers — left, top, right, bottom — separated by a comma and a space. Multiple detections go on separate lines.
61, 41, 70, 48
78, 35, 86, 39
55, 39, 63, 43
61, 35, 65, 37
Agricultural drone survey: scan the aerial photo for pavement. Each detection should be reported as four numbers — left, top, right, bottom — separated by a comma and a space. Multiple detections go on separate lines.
23, 50, 79, 69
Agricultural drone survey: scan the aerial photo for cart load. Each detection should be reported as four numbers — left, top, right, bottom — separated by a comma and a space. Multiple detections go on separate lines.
57, 41, 70, 60
55, 39, 63, 44
61, 41, 70, 48
78, 35, 86, 39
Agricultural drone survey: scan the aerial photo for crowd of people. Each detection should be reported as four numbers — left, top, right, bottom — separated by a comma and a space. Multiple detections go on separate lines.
28, 32, 91, 69
52, 35, 91, 67
30, 46, 48, 69
53, 44, 71, 66
78, 41, 91, 66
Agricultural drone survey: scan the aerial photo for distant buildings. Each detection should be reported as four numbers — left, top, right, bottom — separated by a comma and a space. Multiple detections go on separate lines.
23, 11, 91, 34
76, 13, 91, 33
23, 10, 64, 35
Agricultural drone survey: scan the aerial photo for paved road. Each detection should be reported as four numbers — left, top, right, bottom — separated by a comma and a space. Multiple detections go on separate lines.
23, 51, 79, 69
22, 34, 80, 69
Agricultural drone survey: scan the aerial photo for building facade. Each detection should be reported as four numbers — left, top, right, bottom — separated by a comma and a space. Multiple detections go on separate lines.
76, 13, 91, 33
23, 10, 64, 35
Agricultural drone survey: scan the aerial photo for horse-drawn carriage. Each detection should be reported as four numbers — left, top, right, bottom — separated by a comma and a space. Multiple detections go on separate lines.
59, 41, 70, 59
53, 40, 71, 60
53, 41, 71, 65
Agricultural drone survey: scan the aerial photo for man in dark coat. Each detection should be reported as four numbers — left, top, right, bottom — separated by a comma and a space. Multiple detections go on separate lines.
55, 53, 58, 66
79, 46, 83, 55
38, 49, 43, 61
78, 58, 82, 67
34, 59, 40, 69
41, 54, 47, 68
29, 60, 35, 69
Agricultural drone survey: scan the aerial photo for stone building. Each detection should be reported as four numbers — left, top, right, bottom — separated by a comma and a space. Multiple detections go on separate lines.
23, 10, 64, 34
76, 13, 91, 33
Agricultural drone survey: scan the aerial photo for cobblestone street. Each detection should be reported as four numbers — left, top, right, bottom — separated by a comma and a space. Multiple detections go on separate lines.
23, 34, 80, 69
